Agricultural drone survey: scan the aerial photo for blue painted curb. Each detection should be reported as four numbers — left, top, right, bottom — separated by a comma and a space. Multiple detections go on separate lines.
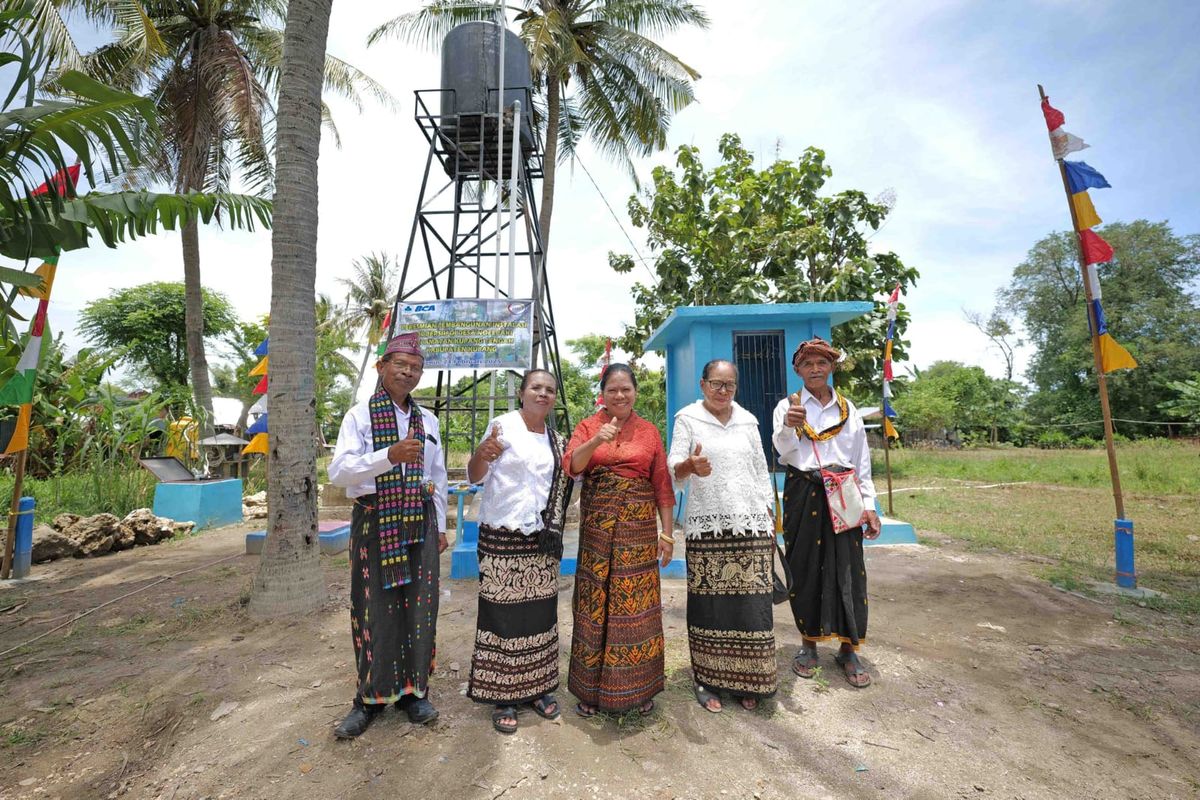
245, 524, 351, 555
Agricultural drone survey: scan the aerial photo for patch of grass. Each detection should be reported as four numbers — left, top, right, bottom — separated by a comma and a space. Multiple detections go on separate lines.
1037, 563, 1087, 593
888, 472, 1195, 618
2, 727, 45, 748
0, 468, 158, 525
877, 440, 1199, 496
330, 555, 349, 569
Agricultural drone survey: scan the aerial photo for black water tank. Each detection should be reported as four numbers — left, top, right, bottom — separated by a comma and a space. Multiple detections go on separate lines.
440, 21, 535, 177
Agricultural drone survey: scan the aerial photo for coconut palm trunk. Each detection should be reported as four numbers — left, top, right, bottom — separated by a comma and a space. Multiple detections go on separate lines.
181, 216, 216, 436
248, 0, 333, 617
537, 77, 560, 259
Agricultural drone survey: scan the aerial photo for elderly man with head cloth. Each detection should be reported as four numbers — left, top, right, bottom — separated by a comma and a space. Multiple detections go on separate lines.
772, 337, 881, 689
328, 332, 449, 738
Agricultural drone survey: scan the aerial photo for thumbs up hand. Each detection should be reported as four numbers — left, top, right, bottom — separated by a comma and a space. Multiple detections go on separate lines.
388, 426, 424, 465
785, 394, 807, 428
478, 423, 507, 464
595, 415, 622, 444
688, 441, 712, 477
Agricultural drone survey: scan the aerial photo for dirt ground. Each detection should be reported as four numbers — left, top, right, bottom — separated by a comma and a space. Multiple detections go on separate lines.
1, 520, 1198, 800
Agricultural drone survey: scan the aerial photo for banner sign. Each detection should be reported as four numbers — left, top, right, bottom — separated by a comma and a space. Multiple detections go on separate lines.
393, 299, 534, 369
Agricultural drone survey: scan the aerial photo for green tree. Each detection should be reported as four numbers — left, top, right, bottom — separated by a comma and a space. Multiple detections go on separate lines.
78, 281, 237, 389
1159, 373, 1200, 430
369, 0, 708, 257
77, 0, 391, 435
892, 361, 1023, 444
609, 133, 919, 390
212, 317, 267, 430
1001, 221, 1200, 431
314, 293, 356, 443
337, 252, 396, 398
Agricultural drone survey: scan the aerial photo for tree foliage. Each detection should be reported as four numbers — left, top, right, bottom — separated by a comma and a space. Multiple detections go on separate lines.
609, 133, 919, 390
1001, 221, 1200, 431
892, 360, 1023, 444
78, 281, 237, 388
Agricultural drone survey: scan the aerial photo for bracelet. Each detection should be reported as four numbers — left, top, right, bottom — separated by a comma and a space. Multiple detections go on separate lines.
658, 533, 676, 544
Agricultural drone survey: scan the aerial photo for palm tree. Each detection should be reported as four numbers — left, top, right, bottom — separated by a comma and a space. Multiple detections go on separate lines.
337, 252, 396, 398
368, 0, 708, 258
247, 0, 331, 617
74, 0, 393, 435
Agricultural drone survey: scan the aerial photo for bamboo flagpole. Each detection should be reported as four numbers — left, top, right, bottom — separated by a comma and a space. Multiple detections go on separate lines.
1037, 84, 1135, 589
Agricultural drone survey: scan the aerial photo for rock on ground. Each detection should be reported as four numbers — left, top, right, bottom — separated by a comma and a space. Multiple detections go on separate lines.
31, 524, 79, 561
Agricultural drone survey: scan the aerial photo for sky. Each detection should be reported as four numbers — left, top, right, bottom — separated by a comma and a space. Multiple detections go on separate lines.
18, 0, 1200, 405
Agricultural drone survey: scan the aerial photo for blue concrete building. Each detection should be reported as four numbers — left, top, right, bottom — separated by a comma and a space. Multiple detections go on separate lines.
644, 302, 917, 546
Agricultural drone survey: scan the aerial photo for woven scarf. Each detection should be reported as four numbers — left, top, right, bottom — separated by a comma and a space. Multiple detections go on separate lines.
369, 389, 427, 589
792, 390, 850, 442
537, 428, 575, 560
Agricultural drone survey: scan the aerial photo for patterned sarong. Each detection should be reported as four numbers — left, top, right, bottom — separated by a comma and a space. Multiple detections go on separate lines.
467, 525, 560, 704
686, 532, 778, 698
350, 495, 440, 705
782, 466, 868, 649
568, 470, 665, 712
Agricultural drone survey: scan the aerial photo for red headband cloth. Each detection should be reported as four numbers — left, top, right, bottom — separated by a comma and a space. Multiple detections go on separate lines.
382, 332, 424, 359
792, 337, 841, 366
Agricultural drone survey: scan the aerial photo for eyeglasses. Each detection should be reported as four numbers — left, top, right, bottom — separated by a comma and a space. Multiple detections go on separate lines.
704, 380, 737, 393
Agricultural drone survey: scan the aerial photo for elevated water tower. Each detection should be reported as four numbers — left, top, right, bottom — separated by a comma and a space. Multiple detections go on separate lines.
384, 20, 570, 449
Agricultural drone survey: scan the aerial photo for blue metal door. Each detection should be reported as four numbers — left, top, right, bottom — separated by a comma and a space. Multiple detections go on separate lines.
732, 330, 788, 470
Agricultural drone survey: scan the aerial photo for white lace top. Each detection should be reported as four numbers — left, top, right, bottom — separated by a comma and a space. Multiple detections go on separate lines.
667, 401, 775, 539
475, 410, 554, 535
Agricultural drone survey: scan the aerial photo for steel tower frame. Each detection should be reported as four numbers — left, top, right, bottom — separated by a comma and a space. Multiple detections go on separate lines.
385, 88, 571, 452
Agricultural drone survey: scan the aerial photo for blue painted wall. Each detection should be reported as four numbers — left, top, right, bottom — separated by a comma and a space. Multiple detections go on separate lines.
645, 302, 873, 452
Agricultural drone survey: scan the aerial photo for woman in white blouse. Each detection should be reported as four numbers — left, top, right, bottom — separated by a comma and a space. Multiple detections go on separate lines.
668, 359, 777, 713
465, 370, 573, 734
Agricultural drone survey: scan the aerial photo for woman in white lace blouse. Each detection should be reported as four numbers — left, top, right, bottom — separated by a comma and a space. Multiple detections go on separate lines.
668, 359, 777, 713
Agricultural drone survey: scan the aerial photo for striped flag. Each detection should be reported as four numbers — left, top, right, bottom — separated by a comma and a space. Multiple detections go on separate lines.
882, 284, 900, 440
0, 259, 58, 454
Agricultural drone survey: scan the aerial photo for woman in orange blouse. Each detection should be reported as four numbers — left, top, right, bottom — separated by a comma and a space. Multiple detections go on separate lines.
565, 364, 675, 718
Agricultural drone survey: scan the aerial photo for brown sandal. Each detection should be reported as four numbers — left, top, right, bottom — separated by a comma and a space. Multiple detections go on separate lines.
834, 651, 871, 688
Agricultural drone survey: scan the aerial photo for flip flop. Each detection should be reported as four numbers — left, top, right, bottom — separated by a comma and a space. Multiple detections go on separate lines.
638, 699, 655, 715
834, 650, 872, 688
492, 706, 518, 734
736, 696, 759, 710
792, 645, 819, 678
531, 694, 561, 720
575, 702, 598, 718
695, 685, 722, 713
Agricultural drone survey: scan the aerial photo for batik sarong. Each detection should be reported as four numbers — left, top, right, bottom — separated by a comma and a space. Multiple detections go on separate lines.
467, 524, 561, 704
686, 532, 778, 698
568, 470, 665, 712
782, 466, 867, 649
350, 495, 440, 705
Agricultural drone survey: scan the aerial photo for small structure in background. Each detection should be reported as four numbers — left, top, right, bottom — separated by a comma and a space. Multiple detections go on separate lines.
138, 456, 243, 530
200, 433, 250, 479
645, 301, 917, 546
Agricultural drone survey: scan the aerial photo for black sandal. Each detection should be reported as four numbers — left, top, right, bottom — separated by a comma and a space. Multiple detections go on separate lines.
492, 705, 518, 734
638, 699, 655, 715
834, 650, 872, 688
695, 685, 722, 713
792, 645, 819, 678
531, 694, 561, 720
575, 702, 598, 718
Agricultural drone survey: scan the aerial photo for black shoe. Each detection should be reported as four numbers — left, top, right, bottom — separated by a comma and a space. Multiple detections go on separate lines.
334, 705, 379, 739
405, 697, 439, 725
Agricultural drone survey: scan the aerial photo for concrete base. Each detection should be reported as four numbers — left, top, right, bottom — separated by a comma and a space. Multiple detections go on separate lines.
245, 520, 351, 555
153, 479, 243, 530
1089, 581, 1164, 600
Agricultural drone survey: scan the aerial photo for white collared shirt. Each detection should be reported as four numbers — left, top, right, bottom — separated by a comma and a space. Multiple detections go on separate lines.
328, 398, 448, 533
771, 388, 877, 504
473, 410, 555, 534
667, 400, 775, 538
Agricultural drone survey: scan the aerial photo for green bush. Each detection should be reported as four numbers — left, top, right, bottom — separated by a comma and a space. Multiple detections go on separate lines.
1073, 436, 1101, 449
1035, 430, 1072, 449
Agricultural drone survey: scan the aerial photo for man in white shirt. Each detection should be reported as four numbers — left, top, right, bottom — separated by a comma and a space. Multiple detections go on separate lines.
328, 332, 449, 738
771, 337, 880, 689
